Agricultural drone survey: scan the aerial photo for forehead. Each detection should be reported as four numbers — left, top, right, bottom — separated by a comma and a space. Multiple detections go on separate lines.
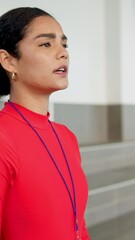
25, 16, 64, 37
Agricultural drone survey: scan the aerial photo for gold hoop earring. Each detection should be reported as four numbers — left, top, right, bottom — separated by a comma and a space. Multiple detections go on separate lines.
11, 72, 15, 80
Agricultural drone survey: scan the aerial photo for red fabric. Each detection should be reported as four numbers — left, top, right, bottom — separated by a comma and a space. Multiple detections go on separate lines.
0, 102, 90, 240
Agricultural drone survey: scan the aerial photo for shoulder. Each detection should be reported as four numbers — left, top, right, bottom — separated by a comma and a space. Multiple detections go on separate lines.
0, 126, 18, 157
0, 126, 20, 183
0, 126, 11, 143
0, 105, 10, 126
50, 121, 79, 147
51, 121, 82, 164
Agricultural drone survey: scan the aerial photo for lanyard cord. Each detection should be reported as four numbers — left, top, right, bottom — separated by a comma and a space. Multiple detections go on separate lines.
8, 101, 79, 234
49, 120, 77, 216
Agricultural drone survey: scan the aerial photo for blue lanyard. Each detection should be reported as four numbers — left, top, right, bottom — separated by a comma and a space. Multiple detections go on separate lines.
8, 101, 81, 240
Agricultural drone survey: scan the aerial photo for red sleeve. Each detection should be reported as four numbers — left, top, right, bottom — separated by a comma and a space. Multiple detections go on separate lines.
81, 219, 91, 240
0, 128, 19, 235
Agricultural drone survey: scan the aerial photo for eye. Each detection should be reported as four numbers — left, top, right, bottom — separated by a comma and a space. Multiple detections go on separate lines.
63, 43, 68, 49
39, 42, 51, 47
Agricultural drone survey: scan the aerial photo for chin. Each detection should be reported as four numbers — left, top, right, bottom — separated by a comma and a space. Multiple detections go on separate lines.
52, 83, 68, 93
57, 79, 69, 90
60, 82, 69, 90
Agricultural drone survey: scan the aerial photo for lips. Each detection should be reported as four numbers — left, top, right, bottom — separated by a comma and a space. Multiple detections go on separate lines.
53, 65, 68, 74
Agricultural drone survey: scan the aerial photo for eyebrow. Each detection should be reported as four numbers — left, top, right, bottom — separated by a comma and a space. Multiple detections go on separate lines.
34, 33, 67, 40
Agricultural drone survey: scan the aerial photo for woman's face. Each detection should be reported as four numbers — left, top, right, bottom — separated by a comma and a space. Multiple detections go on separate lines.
14, 16, 69, 95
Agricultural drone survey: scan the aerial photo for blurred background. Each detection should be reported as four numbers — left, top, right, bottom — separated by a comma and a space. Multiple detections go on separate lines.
0, 0, 135, 239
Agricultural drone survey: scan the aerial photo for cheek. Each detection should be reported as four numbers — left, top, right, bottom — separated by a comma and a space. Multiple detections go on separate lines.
27, 55, 53, 71
17, 50, 54, 80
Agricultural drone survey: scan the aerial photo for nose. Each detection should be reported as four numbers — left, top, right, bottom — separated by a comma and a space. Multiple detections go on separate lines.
56, 46, 69, 60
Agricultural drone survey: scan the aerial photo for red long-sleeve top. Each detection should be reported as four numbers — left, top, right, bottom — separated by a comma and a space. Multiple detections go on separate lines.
0, 102, 90, 240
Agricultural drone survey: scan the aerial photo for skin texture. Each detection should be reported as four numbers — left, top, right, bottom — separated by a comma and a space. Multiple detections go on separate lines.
0, 16, 69, 114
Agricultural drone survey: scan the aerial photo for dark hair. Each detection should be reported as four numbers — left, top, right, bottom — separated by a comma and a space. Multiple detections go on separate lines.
0, 7, 53, 97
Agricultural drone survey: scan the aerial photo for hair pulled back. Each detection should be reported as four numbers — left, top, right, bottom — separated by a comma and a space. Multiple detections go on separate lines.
0, 7, 53, 97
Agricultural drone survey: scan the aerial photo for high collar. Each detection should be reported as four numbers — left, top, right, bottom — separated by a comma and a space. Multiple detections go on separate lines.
2, 101, 50, 130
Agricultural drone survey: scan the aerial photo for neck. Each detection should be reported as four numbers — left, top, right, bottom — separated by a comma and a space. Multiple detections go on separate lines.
9, 94, 49, 115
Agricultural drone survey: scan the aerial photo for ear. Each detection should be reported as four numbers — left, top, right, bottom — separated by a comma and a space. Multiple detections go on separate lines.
0, 49, 17, 73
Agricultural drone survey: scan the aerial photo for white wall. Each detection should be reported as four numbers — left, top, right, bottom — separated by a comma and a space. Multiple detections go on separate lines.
120, 0, 135, 104
51, 0, 107, 104
1, 0, 135, 105
105, 0, 121, 104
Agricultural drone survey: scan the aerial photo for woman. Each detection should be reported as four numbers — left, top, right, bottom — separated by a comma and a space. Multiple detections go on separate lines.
0, 7, 90, 240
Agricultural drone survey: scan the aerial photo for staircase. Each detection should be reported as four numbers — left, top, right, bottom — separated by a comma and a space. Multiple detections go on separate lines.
81, 142, 135, 240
